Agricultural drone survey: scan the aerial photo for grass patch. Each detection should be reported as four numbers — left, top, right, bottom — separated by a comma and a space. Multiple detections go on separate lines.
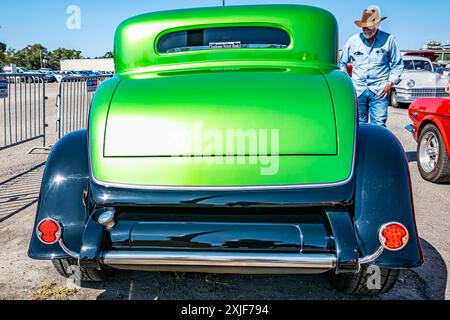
31, 281, 78, 300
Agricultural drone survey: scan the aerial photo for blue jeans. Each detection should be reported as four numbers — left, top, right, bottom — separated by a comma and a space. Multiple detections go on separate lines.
357, 89, 389, 127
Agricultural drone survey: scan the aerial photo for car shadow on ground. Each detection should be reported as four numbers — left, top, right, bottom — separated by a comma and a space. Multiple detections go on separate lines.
79, 238, 446, 300
0, 162, 44, 223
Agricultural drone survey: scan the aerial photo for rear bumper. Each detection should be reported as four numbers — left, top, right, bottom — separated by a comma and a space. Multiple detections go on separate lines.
101, 251, 337, 274
52, 207, 387, 274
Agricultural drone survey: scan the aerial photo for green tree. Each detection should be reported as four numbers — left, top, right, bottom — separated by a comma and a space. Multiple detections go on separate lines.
12, 44, 49, 69
102, 51, 114, 58
47, 48, 83, 70
0, 42, 8, 66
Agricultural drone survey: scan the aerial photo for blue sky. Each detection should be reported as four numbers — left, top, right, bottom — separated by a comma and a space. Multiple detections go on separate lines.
0, 0, 449, 57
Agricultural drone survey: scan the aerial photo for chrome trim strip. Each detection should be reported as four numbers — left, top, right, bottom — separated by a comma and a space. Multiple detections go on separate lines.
58, 238, 79, 259
359, 245, 384, 266
90, 173, 354, 191
100, 251, 337, 269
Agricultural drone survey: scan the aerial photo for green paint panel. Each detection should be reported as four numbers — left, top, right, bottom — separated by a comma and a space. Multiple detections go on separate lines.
104, 66, 337, 157
89, 5, 356, 187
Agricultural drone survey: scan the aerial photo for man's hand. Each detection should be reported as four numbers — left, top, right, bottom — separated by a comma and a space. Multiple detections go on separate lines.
378, 81, 393, 99
446, 80, 450, 95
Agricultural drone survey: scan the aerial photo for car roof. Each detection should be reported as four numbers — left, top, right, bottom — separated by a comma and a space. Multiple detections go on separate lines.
114, 5, 338, 74
403, 55, 432, 62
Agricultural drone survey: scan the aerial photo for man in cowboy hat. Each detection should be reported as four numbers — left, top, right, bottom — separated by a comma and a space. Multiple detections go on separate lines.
339, 5, 404, 127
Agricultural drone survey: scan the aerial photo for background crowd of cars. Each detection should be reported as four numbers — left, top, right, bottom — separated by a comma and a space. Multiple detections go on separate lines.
0, 66, 113, 83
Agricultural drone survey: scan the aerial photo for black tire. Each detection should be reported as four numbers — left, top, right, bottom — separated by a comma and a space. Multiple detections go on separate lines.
390, 89, 399, 108
329, 266, 399, 296
52, 258, 109, 282
417, 124, 450, 183
390, 90, 408, 109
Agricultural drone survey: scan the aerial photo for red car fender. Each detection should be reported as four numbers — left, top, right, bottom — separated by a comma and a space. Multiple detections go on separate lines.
409, 98, 450, 157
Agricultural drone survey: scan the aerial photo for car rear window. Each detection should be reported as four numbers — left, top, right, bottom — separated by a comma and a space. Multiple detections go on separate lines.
158, 27, 290, 53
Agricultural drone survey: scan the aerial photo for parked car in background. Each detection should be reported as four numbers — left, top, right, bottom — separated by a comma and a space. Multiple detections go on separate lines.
2, 66, 42, 83
55, 71, 83, 82
432, 63, 442, 71
436, 67, 450, 77
39, 70, 57, 83
406, 98, 450, 182
346, 63, 353, 77
391, 56, 449, 108
29, 5, 423, 296
80, 70, 99, 77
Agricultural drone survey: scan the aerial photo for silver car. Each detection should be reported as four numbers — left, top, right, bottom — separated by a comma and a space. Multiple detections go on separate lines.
391, 55, 450, 108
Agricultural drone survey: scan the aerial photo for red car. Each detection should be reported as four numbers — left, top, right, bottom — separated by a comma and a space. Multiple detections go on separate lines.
347, 63, 353, 77
407, 98, 450, 182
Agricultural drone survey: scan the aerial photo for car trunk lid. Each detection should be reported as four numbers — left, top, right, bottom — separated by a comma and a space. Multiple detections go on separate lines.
104, 66, 337, 157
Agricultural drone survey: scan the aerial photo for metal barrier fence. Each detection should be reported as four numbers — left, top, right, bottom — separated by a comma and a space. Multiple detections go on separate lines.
56, 76, 112, 139
0, 73, 47, 151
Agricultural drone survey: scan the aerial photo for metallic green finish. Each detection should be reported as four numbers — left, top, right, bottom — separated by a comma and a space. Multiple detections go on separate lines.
89, 77, 121, 165
89, 5, 356, 187
104, 66, 337, 157
114, 5, 338, 74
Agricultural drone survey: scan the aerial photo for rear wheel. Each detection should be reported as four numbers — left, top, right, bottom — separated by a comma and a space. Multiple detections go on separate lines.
417, 124, 450, 183
52, 258, 109, 282
329, 265, 399, 296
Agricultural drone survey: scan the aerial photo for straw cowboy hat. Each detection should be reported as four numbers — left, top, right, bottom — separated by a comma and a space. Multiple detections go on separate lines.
354, 7, 387, 28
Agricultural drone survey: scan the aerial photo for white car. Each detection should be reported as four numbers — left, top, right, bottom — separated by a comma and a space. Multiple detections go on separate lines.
54, 71, 84, 82
391, 56, 450, 108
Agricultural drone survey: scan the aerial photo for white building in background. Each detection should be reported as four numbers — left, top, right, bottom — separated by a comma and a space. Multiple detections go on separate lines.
60, 58, 114, 72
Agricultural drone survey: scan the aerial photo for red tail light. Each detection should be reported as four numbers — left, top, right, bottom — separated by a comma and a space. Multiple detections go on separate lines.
36, 219, 61, 245
379, 222, 409, 251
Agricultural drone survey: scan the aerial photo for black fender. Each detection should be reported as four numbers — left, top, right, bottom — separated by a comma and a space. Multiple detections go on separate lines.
28, 130, 89, 260
354, 124, 423, 268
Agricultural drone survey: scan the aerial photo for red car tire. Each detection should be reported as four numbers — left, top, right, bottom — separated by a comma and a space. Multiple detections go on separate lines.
417, 124, 450, 183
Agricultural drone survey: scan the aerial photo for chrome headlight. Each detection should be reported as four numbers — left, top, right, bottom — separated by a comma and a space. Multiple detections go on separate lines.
407, 80, 416, 88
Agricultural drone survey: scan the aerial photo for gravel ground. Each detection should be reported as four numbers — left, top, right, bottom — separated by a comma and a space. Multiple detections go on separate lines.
0, 92, 448, 300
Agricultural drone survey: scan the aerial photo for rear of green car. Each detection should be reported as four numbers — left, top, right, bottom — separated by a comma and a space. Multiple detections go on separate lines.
29, 5, 423, 296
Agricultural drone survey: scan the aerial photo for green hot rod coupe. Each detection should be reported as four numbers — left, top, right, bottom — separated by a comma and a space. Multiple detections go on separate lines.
29, 5, 423, 295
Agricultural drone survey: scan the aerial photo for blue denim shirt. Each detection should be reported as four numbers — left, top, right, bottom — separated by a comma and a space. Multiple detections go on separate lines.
339, 30, 404, 97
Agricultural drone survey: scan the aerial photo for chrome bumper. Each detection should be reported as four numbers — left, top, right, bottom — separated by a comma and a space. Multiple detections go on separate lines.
61, 240, 384, 273
100, 251, 337, 270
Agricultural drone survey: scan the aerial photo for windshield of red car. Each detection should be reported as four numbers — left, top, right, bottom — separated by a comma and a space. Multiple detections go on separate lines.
158, 27, 290, 53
